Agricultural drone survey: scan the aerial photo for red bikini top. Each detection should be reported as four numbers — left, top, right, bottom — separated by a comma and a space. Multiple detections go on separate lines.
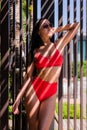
34, 44, 63, 69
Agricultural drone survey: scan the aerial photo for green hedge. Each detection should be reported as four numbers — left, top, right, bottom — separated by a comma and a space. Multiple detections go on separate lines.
72, 61, 87, 78
56, 103, 81, 119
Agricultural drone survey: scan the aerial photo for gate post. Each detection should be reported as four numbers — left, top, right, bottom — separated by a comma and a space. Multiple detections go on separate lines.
0, 0, 10, 130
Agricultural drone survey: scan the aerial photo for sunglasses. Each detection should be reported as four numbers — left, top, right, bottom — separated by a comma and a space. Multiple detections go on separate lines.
42, 23, 53, 29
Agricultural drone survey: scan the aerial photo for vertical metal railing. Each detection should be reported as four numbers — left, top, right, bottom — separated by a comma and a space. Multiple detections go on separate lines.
73, 1, 78, 130
0, 0, 10, 130
0, 0, 1, 128
86, 1, 87, 130
12, 0, 16, 129
33, 0, 37, 25
80, 0, 83, 130
0, 0, 87, 130
58, 1, 63, 130
26, 0, 30, 69
67, 1, 71, 130
41, 0, 54, 24
19, 1, 23, 129
9, 1, 16, 129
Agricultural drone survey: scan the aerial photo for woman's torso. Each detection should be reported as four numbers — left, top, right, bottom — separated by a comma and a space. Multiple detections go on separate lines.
36, 67, 62, 83
34, 43, 63, 83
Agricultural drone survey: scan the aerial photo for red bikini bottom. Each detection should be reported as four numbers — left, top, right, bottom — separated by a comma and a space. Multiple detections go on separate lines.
32, 76, 57, 101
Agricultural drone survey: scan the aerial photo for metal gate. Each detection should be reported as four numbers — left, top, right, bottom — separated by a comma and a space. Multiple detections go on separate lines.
0, 0, 87, 130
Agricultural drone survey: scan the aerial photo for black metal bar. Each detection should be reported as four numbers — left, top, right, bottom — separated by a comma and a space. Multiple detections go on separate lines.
12, 0, 16, 130
19, 0, 23, 129
33, 0, 37, 25
20, 0, 22, 88
73, 1, 78, 130
58, 0, 63, 130
67, 0, 71, 130
25, 1, 31, 129
13, 0, 23, 129
0, 0, 1, 128
0, 0, 10, 129
80, 0, 83, 130
41, 0, 54, 26
26, 0, 30, 69
86, 0, 87, 129
41, 0, 54, 22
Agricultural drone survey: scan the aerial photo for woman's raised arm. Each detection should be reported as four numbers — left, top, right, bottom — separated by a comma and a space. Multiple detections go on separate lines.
54, 22, 80, 51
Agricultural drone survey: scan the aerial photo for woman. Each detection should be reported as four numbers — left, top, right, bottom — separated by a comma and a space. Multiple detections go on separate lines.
12, 18, 80, 130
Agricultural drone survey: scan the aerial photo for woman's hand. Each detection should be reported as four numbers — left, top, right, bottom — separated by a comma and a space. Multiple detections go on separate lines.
51, 27, 57, 33
12, 98, 20, 115
50, 27, 57, 37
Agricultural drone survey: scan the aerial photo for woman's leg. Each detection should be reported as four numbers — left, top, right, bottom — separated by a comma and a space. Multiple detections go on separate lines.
24, 84, 40, 130
39, 94, 56, 130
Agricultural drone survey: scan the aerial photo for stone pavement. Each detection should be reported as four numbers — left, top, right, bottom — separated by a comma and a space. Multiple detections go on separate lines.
54, 119, 87, 130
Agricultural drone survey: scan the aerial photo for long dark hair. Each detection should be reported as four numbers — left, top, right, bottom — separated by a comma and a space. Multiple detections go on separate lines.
31, 18, 45, 51
30, 18, 45, 61
27, 18, 45, 75
29, 18, 53, 64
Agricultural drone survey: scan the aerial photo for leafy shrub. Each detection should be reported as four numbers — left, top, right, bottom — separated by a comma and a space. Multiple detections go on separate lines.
56, 103, 81, 119
72, 61, 87, 78
8, 106, 12, 119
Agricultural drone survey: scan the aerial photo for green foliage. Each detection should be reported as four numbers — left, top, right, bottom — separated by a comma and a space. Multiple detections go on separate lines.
56, 103, 81, 119
72, 61, 87, 78
22, 1, 26, 16
8, 105, 12, 113
8, 106, 12, 119
8, 74, 12, 87
22, 1, 27, 33
22, 1, 32, 43
22, 0, 33, 16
